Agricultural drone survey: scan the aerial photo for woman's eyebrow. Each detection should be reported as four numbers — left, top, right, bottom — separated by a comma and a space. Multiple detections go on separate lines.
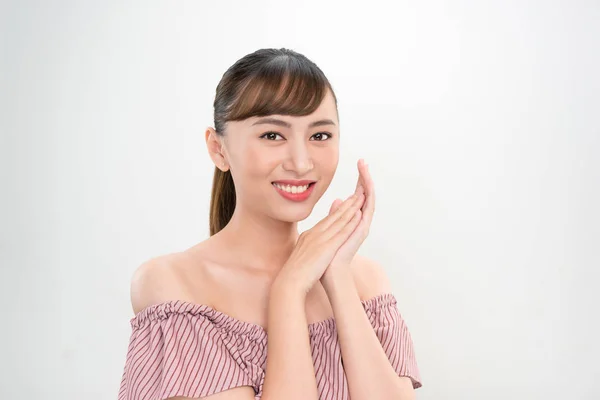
251, 118, 336, 128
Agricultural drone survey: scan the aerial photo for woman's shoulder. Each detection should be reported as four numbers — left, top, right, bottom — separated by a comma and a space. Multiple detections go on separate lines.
351, 253, 394, 301
129, 242, 217, 315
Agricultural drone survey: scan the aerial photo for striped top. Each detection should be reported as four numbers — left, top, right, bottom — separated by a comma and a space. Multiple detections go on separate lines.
118, 293, 422, 399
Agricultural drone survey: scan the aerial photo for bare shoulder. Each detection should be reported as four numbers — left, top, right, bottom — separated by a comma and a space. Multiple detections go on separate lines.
350, 253, 394, 301
129, 251, 199, 314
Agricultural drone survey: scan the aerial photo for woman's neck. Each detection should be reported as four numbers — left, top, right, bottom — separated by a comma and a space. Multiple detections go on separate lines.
216, 206, 300, 273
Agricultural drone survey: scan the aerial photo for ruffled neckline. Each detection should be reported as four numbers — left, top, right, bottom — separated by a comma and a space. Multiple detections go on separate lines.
130, 292, 397, 340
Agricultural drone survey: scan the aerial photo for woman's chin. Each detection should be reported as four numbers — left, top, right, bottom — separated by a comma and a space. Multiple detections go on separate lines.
271, 207, 313, 223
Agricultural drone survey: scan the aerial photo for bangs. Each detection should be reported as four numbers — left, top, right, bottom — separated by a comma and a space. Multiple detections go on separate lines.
225, 55, 332, 122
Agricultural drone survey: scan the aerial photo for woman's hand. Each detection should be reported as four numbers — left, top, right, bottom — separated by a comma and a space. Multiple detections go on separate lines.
321, 159, 375, 287
275, 191, 366, 296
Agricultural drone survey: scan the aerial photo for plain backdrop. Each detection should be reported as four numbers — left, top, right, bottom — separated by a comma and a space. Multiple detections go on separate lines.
1, 0, 599, 399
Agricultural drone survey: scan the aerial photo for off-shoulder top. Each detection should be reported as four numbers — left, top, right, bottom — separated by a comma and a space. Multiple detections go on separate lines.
118, 293, 422, 399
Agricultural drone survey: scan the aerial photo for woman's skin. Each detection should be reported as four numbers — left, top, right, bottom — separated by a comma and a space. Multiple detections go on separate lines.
129, 89, 415, 399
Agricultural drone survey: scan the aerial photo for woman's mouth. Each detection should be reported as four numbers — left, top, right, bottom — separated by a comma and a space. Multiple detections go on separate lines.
271, 181, 316, 202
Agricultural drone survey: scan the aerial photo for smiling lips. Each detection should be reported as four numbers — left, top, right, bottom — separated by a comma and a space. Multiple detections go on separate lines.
272, 179, 316, 202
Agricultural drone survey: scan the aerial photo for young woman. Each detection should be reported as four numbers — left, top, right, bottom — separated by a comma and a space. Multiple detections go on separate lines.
118, 48, 422, 400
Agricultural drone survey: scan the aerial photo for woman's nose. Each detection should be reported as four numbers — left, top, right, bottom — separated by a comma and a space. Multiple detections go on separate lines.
282, 143, 313, 175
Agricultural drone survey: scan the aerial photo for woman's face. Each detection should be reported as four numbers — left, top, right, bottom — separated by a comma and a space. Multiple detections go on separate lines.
210, 90, 340, 223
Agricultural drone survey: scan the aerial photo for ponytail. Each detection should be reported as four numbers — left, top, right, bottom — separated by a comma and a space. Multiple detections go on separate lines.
209, 166, 236, 236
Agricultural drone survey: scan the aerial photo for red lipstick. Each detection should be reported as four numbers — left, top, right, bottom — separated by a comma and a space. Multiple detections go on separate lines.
272, 180, 316, 202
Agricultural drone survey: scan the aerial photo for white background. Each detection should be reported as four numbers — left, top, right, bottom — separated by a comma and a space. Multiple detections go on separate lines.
2, 1, 599, 399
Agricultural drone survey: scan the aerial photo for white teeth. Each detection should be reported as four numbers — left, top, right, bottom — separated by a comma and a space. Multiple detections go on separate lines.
273, 183, 310, 193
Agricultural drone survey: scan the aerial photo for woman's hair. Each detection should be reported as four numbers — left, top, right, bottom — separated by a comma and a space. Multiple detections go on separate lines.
209, 48, 338, 236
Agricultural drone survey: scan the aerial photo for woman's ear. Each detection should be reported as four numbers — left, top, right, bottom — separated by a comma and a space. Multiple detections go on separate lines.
205, 127, 229, 171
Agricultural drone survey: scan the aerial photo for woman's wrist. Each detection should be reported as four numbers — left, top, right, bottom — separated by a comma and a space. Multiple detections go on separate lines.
272, 269, 309, 300
321, 264, 354, 294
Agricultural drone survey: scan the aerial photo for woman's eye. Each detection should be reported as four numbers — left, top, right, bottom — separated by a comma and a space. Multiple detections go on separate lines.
260, 131, 284, 141
260, 131, 332, 141
310, 132, 332, 141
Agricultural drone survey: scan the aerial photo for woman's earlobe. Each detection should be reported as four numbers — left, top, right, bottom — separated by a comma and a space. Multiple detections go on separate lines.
220, 159, 229, 171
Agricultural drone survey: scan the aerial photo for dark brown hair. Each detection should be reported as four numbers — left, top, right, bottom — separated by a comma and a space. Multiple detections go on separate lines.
209, 48, 338, 236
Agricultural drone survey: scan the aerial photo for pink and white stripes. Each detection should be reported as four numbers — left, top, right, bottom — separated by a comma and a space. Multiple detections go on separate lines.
118, 293, 421, 399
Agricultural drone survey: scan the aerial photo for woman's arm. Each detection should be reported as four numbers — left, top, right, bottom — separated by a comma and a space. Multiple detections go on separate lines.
258, 193, 365, 400
260, 276, 320, 400
318, 160, 419, 399
322, 261, 416, 400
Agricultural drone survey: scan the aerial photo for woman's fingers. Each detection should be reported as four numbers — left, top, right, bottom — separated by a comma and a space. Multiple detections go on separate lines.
315, 193, 359, 231
354, 159, 367, 196
329, 198, 343, 214
325, 193, 364, 238
362, 162, 376, 224
331, 209, 362, 245
314, 158, 371, 237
